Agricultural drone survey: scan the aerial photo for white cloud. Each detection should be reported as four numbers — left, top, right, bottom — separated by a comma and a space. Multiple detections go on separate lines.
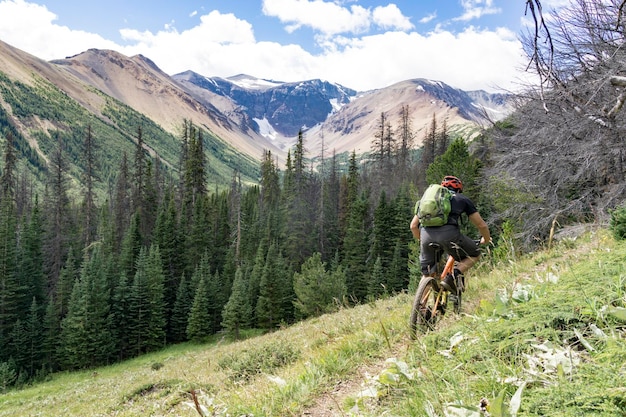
0, 0, 119, 59
311, 27, 527, 92
261, 0, 414, 35
455, 0, 501, 21
372, 4, 414, 31
0, 0, 530, 93
419, 12, 437, 25
262, 0, 372, 35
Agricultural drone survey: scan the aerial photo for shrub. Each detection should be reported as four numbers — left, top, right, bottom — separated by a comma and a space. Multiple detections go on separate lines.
0, 361, 17, 392
217, 340, 300, 382
610, 204, 626, 240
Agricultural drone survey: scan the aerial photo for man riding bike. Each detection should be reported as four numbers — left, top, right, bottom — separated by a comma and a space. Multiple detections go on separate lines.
410, 175, 491, 292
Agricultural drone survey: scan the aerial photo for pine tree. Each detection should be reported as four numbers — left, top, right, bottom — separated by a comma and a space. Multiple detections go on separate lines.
437, 119, 450, 156
387, 187, 413, 292
367, 256, 386, 299
281, 131, 317, 267
206, 191, 231, 275
293, 252, 346, 318
8, 319, 28, 375
371, 191, 395, 274
426, 138, 482, 198
185, 195, 211, 275
339, 151, 360, 238
170, 273, 192, 343
128, 245, 166, 355
396, 104, 415, 179
0, 132, 17, 201
24, 297, 43, 377
0, 196, 19, 362
110, 273, 131, 360
80, 124, 99, 248
371, 112, 387, 170
186, 277, 212, 342
418, 113, 439, 190
248, 238, 267, 325
131, 126, 146, 218
142, 159, 158, 246
119, 212, 142, 280
318, 151, 341, 262
221, 267, 252, 339
256, 243, 293, 329
186, 122, 207, 202
153, 190, 184, 340
59, 270, 90, 369
112, 152, 131, 252
41, 297, 60, 372
60, 247, 113, 369
18, 198, 46, 315
207, 268, 225, 333
144, 245, 166, 352
55, 247, 78, 320
342, 195, 370, 302
43, 132, 75, 293
259, 150, 281, 230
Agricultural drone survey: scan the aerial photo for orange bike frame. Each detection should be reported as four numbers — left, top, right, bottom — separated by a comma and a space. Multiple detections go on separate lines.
428, 254, 456, 313
440, 254, 455, 283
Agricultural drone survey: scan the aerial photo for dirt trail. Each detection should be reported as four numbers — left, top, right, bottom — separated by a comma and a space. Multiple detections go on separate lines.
300, 351, 403, 417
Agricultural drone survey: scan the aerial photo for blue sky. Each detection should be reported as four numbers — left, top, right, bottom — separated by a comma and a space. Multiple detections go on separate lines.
0, 0, 568, 92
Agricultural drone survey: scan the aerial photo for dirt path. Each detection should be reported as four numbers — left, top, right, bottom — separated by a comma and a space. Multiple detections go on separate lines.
299, 356, 395, 416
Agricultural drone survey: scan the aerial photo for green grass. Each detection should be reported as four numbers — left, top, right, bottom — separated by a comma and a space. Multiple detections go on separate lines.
1, 228, 625, 416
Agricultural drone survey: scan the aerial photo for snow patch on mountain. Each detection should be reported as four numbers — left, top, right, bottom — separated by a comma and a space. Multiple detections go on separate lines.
228, 74, 283, 90
254, 117, 277, 140
329, 98, 343, 113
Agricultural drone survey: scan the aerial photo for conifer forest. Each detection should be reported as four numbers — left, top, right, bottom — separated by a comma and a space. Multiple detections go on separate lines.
0, 112, 486, 386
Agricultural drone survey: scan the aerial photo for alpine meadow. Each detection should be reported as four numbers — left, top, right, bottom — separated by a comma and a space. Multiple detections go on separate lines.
2, 1, 626, 416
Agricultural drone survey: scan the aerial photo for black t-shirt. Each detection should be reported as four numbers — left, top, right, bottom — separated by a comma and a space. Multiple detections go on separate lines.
446, 192, 477, 226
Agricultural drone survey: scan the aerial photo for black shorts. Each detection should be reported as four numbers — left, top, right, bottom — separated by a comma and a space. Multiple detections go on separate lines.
419, 225, 480, 275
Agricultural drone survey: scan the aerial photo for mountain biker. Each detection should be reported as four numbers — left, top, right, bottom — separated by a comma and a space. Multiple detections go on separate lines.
410, 175, 491, 292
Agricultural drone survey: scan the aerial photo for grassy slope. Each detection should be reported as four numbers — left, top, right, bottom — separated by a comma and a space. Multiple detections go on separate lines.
1, 228, 625, 417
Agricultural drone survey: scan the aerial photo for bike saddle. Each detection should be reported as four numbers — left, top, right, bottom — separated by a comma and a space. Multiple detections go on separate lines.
428, 242, 443, 250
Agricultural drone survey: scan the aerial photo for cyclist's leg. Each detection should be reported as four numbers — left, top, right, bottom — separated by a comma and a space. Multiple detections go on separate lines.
451, 234, 481, 274
419, 229, 438, 276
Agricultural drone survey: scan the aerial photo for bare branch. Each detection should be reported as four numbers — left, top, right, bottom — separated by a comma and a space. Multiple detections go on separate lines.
610, 75, 626, 86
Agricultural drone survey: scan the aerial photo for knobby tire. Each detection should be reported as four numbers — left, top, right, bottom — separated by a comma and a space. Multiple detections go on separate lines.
409, 276, 445, 337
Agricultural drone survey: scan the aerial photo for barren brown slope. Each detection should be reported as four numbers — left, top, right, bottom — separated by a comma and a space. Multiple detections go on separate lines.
0, 39, 111, 117
306, 79, 481, 156
0, 39, 111, 162
51, 49, 286, 163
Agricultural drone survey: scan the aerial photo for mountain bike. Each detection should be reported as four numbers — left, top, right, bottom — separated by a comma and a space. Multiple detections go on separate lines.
409, 240, 478, 337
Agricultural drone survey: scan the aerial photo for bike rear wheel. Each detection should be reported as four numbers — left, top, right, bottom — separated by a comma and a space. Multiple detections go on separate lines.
409, 276, 446, 337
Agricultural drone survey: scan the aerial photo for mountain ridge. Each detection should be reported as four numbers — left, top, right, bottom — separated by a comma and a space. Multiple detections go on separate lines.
0, 38, 513, 187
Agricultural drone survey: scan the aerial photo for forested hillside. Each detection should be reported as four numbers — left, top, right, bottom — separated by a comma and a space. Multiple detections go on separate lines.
0, 101, 474, 386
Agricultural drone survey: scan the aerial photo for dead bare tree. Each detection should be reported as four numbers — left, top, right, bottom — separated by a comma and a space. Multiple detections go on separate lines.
486, 0, 626, 249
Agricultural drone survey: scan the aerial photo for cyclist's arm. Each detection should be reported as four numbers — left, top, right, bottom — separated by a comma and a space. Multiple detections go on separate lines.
410, 215, 420, 240
468, 212, 491, 244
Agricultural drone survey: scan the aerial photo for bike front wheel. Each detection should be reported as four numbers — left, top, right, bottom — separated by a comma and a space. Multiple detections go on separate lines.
409, 276, 446, 337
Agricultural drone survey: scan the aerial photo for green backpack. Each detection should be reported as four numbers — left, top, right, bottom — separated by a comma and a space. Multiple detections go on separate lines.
415, 184, 453, 227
